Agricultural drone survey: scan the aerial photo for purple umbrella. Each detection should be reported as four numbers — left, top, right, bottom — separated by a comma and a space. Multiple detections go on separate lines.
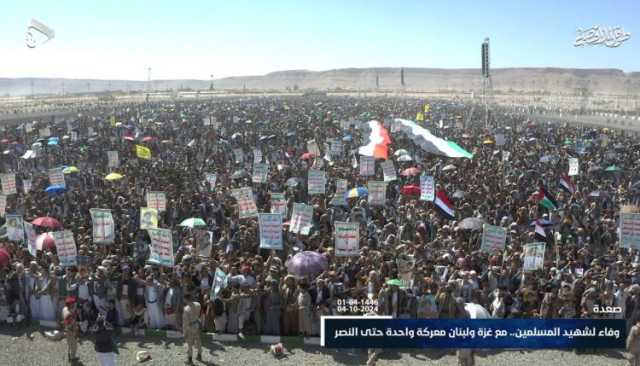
285, 251, 328, 278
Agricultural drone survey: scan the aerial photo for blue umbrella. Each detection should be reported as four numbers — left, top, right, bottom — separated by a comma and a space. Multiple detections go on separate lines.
342, 134, 353, 142
344, 186, 368, 199
45, 185, 66, 196
47, 137, 59, 146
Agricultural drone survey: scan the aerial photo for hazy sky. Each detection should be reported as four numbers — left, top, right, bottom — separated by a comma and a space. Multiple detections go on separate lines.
1, 0, 638, 80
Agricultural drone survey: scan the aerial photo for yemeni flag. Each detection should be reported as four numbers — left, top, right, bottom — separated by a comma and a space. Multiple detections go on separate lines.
559, 174, 576, 195
534, 186, 559, 211
358, 120, 391, 160
434, 190, 455, 220
533, 219, 550, 241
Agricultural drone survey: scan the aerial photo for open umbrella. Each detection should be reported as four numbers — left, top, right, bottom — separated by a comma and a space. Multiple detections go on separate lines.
442, 164, 457, 171
0, 247, 10, 267
105, 173, 124, 181
464, 303, 491, 319
482, 139, 494, 145
605, 165, 622, 172
342, 134, 353, 142
394, 149, 410, 157
31, 216, 62, 229
36, 232, 56, 251
45, 185, 66, 196
400, 167, 422, 177
400, 185, 421, 196
396, 154, 413, 162
62, 166, 79, 174
179, 218, 206, 228
457, 217, 486, 231
285, 177, 302, 187
285, 251, 328, 277
142, 136, 155, 142
386, 279, 403, 287
345, 187, 368, 199
299, 152, 316, 160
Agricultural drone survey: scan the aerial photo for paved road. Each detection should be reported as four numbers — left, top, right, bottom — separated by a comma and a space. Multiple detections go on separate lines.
0, 325, 631, 366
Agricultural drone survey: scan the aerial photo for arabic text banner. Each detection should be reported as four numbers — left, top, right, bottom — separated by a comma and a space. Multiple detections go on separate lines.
321, 318, 625, 349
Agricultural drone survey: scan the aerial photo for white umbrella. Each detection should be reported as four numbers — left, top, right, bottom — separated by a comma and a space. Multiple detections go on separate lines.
394, 149, 410, 157
465, 303, 491, 319
442, 164, 456, 171
397, 155, 413, 162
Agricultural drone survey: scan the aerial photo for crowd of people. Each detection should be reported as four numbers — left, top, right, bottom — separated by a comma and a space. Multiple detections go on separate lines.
0, 95, 639, 364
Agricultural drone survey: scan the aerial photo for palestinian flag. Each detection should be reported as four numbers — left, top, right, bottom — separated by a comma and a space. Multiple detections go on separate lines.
358, 120, 391, 160
559, 174, 576, 195
434, 190, 455, 220
534, 186, 559, 211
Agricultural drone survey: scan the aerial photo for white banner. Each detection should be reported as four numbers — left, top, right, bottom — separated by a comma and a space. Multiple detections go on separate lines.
620, 213, 640, 249
252, 163, 269, 184
289, 202, 313, 235
368, 181, 387, 206
330, 179, 348, 206
270, 192, 287, 215
24, 222, 37, 257
523, 242, 546, 271
259, 213, 283, 250
359, 155, 375, 176
48, 167, 66, 188
146, 191, 167, 212
148, 228, 174, 267
90, 208, 115, 244
231, 187, 258, 219
54, 230, 77, 267
140, 207, 158, 229
419, 175, 435, 201
307, 139, 321, 156
381, 160, 397, 182
568, 158, 579, 176
334, 221, 359, 257
480, 224, 507, 254
1, 174, 17, 195
0, 194, 5, 217
107, 151, 119, 168
22, 179, 32, 194
253, 148, 262, 163
308, 169, 326, 195
195, 230, 213, 258
330, 139, 343, 156
6, 214, 24, 242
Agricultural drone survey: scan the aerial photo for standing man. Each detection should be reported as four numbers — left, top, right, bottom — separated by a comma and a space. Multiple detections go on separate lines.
628, 320, 640, 366
62, 296, 79, 364
183, 291, 203, 365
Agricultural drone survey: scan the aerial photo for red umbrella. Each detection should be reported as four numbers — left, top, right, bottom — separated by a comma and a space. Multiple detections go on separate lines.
401, 185, 421, 196
0, 247, 11, 267
400, 167, 422, 176
299, 152, 316, 160
31, 216, 62, 229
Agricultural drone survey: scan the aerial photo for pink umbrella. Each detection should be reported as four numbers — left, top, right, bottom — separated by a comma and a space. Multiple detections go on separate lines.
36, 232, 56, 251
0, 247, 11, 267
31, 216, 62, 229
142, 136, 155, 142
400, 167, 422, 176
